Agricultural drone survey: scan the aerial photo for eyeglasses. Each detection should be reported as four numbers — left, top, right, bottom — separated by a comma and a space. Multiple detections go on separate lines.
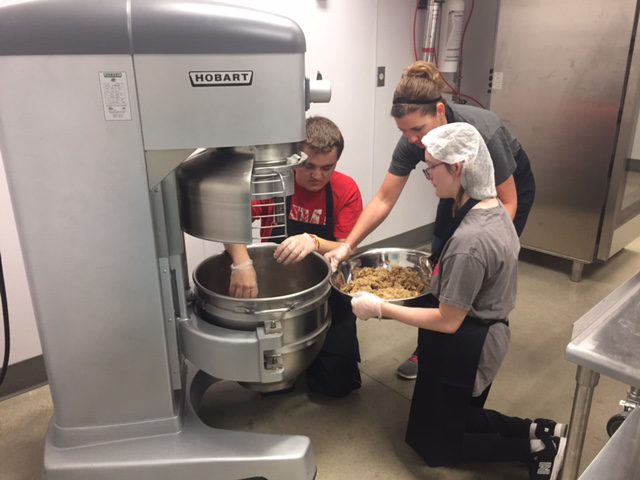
422, 163, 445, 180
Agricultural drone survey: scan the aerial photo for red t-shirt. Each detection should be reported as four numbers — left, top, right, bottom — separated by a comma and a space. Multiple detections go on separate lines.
253, 170, 363, 240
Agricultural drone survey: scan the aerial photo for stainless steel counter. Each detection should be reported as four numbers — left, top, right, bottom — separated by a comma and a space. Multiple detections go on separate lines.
561, 271, 640, 480
578, 407, 640, 480
566, 271, 640, 386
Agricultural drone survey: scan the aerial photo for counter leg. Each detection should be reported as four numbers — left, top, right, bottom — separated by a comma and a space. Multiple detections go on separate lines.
561, 366, 600, 480
570, 261, 585, 283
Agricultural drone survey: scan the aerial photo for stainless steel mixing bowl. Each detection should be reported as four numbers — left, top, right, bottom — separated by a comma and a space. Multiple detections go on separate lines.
193, 243, 331, 392
330, 247, 432, 307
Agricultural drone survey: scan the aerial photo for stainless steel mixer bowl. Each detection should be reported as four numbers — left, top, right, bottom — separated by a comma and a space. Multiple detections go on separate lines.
330, 247, 432, 307
193, 243, 331, 392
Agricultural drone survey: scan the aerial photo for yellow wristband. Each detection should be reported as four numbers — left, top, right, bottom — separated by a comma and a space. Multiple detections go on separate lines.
310, 234, 321, 250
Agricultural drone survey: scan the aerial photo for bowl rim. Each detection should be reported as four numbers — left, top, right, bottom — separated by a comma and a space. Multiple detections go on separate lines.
329, 247, 432, 303
193, 243, 331, 302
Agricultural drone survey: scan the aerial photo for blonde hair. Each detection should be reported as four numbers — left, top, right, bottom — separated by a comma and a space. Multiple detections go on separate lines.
391, 61, 446, 118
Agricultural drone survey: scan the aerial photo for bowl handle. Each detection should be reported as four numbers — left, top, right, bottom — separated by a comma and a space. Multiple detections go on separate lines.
418, 256, 433, 276
233, 303, 298, 315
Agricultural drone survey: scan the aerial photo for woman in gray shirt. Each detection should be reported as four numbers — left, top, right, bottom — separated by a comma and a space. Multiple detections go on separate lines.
351, 123, 563, 480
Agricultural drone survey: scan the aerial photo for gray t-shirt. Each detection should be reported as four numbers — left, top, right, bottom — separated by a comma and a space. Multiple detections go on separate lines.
430, 204, 520, 395
389, 103, 520, 186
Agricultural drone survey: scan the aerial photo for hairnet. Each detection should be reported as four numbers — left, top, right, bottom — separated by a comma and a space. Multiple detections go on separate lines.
421, 122, 496, 200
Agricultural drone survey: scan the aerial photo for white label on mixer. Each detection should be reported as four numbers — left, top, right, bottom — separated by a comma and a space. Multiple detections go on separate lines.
492, 71, 504, 91
99, 71, 132, 121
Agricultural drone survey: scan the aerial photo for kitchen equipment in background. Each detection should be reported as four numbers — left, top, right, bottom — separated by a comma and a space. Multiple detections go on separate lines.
577, 407, 640, 480
437, 0, 465, 73
490, 0, 640, 281
331, 247, 432, 307
605, 385, 639, 436
563, 270, 640, 479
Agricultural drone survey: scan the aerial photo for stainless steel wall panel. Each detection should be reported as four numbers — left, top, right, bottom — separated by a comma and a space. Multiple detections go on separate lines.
490, 0, 638, 262
598, 6, 640, 260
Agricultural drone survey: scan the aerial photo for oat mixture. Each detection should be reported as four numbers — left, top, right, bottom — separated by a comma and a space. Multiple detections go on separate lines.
341, 266, 428, 300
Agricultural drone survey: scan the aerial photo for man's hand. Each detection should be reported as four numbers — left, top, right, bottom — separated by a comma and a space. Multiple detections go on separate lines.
324, 242, 352, 272
351, 291, 384, 320
274, 233, 318, 265
229, 260, 258, 298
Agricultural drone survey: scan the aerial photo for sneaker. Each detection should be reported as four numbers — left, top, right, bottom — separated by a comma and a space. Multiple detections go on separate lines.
531, 418, 568, 439
529, 436, 567, 480
396, 354, 418, 379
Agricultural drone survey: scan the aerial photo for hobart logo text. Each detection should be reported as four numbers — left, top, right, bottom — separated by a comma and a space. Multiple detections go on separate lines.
189, 71, 253, 87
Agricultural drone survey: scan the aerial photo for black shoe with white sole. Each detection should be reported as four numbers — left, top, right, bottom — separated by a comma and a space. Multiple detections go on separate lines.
528, 436, 567, 480
532, 418, 568, 439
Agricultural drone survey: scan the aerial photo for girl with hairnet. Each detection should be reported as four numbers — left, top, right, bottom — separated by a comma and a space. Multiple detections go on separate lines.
351, 123, 564, 480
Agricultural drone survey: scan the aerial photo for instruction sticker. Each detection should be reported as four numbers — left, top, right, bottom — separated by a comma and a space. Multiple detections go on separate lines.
99, 71, 132, 121
492, 71, 504, 91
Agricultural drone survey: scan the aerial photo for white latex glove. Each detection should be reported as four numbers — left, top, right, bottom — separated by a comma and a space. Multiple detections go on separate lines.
274, 233, 317, 265
351, 291, 385, 320
324, 242, 352, 272
229, 260, 258, 298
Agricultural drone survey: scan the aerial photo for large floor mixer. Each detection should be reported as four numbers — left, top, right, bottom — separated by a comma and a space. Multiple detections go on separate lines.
0, 1, 331, 478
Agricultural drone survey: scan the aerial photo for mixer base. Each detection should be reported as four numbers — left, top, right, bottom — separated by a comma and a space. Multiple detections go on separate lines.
240, 378, 297, 393
43, 366, 316, 480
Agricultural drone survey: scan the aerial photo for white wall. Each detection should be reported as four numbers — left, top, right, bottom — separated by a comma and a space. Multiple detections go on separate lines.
0, 0, 440, 367
370, 0, 436, 243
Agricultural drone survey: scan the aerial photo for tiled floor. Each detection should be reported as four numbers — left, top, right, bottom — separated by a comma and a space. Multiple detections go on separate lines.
1, 238, 639, 479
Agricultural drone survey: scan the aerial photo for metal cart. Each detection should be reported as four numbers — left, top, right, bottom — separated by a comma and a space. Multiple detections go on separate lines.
562, 271, 640, 479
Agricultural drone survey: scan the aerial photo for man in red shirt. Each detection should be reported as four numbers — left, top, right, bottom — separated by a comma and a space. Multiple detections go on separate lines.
226, 116, 363, 397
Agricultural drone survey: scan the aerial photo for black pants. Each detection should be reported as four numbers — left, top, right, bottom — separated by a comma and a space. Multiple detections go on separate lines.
426, 354, 532, 464
408, 317, 533, 466
461, 395, 532, 464
306, 290, 361, 397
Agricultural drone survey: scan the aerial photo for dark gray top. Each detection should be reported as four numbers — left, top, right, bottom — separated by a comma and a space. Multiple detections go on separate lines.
431, 205, 519, 319
0, 0, 305, 55
389, 103, 520, 185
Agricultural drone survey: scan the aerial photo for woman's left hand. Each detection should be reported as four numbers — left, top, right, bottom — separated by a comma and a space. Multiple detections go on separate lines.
351, 291, 384, 320
274, 233, 317, 265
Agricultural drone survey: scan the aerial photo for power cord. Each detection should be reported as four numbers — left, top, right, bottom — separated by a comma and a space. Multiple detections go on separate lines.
0, 254, 10, 387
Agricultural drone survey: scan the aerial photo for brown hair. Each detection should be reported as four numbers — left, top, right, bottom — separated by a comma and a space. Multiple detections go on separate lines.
304, 116, 344, 159
443, 163, 466, 216
391, 61, 446, 119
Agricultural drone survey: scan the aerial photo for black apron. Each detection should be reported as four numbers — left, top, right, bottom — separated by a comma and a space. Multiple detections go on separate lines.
406, 316, 497, 466
430, 198, 480, 265
274, 182, 361, 397
406, 198, 502, 467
